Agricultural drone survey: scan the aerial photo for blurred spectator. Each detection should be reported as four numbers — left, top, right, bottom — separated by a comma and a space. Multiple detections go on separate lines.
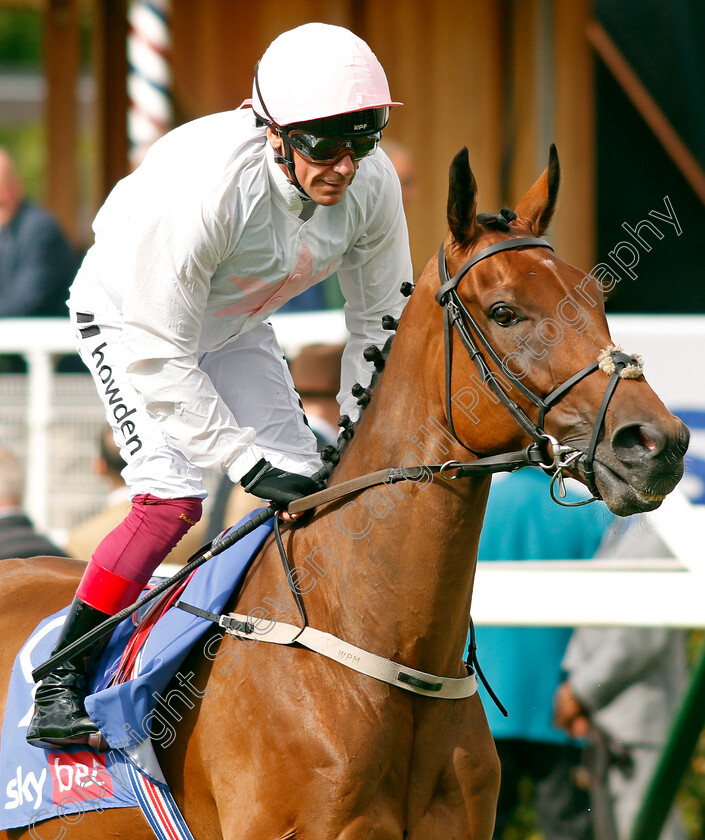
554, 515, 688, 840
205, 343, 344, 540
382, 138, 419, 280
472, 469, 614, 840
64, 426, 208, 566
288, 343, 344, 446
380, 138, 418, 208
0, 444, 68, 559
0, 147, 79, 318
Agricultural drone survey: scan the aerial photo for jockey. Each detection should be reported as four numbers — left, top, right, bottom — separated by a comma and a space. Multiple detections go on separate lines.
27, 22, 411, 750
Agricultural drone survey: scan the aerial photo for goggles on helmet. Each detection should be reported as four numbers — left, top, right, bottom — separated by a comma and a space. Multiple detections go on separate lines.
282, 107, 389, 163
281, 107, 388, 164
286, 107, 390, 137
286, 129, 381, 163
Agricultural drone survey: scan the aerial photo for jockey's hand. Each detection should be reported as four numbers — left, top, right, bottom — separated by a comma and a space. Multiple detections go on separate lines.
240, 459, 322, 508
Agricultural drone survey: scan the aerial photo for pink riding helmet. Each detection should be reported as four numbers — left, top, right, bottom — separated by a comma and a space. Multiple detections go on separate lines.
252, 22, 401, 127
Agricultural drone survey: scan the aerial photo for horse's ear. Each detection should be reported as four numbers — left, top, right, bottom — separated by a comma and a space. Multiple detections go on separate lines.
447, 147, 478, 246
514, 144, 560, 236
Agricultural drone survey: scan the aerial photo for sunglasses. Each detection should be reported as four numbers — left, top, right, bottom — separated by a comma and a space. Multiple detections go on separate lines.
286, 130, 382, 164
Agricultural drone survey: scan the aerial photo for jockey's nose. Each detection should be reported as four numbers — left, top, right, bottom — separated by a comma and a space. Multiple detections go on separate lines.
331, 151, 356, 175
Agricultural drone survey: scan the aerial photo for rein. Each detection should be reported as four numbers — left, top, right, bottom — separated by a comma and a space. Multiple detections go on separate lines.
287, 448, 551, 515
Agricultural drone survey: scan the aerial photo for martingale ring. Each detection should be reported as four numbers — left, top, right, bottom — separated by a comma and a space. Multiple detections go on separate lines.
537, 434, 581, 473
536, 434, 561, 470
439, 460, 464, 480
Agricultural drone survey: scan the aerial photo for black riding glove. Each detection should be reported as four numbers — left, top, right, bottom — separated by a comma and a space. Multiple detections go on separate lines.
240, 458, 322, 507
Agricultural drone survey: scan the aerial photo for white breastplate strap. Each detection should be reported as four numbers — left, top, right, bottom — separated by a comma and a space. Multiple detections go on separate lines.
224, 612, 478, 700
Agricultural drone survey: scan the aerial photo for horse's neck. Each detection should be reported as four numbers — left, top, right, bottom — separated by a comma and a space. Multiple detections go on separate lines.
299, 309, 491, 676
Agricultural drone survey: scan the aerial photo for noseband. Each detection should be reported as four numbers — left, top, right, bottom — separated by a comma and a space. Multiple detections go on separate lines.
435, 236, 643, 504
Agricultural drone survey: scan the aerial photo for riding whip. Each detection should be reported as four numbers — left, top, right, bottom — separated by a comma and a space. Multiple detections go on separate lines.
32, 504, 278, 683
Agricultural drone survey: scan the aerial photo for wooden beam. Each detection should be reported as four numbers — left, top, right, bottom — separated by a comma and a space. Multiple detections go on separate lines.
92, 0, 129, 213
587, 19, 705, 208
44, 0, 80, 244
552, 0, 595, 270
506, 0, 541, 207
363, 0, 504, 273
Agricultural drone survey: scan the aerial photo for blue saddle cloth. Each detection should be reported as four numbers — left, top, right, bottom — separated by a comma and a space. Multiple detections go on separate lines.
0, 512, 273, 830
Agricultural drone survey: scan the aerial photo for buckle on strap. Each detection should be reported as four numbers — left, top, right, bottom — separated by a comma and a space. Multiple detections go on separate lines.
398, 672, 443, 692
175, 600, 255, 635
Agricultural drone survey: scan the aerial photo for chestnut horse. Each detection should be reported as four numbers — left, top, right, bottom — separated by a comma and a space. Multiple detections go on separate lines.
0, 146, 688, 840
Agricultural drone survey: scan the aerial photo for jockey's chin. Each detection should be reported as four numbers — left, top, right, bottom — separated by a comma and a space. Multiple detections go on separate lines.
295, 153, 357, 206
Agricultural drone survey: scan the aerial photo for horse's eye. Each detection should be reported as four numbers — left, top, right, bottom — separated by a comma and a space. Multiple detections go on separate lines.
490, 304, 519, 327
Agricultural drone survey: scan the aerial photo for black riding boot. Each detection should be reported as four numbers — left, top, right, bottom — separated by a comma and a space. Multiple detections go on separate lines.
26, 597, 110, 750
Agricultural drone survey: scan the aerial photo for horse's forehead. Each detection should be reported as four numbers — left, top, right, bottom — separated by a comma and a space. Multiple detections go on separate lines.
467, 239, 569, 289
536, 253, 559, 270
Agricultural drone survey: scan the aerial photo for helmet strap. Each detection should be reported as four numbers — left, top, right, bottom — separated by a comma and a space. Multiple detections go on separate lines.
255, 62, 311, 200
274, 131, 310, 200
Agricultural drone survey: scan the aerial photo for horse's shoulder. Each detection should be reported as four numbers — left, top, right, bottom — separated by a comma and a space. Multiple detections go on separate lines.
0, 558, 85, 673
0, 555, 85, 602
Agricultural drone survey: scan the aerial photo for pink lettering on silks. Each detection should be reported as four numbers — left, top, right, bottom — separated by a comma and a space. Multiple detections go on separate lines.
215, 244, 339, 318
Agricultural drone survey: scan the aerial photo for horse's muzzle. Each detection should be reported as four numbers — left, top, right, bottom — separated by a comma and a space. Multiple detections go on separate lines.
592, 417, 689, 515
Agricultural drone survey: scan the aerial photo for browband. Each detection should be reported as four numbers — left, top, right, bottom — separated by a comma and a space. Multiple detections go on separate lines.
436, 236, 554, 304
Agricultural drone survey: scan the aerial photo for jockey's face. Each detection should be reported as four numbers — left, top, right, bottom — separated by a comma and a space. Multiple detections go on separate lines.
267, 128, 357, 206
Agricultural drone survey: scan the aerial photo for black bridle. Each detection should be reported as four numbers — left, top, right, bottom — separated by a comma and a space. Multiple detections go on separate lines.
435, 236, 642, 505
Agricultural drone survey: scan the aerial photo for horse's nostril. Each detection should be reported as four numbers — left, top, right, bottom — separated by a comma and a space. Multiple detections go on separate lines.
612, 423, 666, 463
636, 427, 658, 452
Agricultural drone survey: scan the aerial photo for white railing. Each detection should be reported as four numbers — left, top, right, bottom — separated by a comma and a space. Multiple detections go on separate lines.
1, 318, 80, 535
1, 313, 703, 628
0, 313, 349, 536
473, 488, 705, 628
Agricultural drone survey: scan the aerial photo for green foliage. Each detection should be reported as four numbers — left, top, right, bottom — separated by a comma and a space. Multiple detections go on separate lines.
679, 631, 705, 839
501, 776, 542, 840
0, 8, 42, 68
0, 6, 92, 69
0, 120, 45, 201
0, 6, 44, 199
